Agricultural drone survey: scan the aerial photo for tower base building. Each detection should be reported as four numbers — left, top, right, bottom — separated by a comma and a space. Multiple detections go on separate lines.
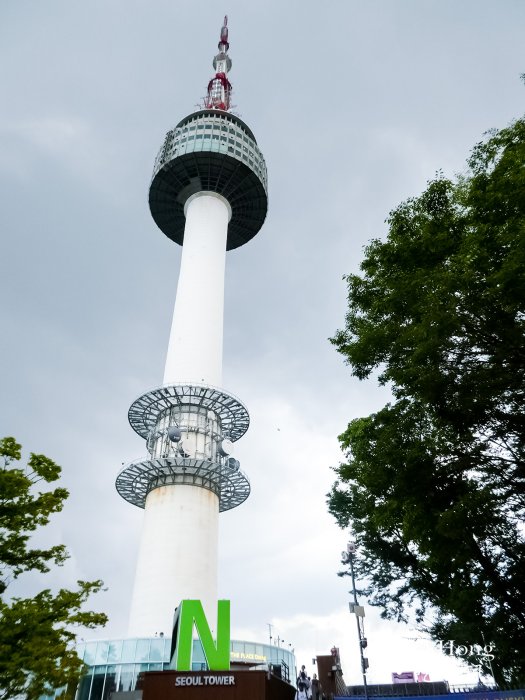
73, 638, 295, 700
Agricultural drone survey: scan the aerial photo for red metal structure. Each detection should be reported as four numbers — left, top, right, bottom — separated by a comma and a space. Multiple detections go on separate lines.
204, 16, 232, 111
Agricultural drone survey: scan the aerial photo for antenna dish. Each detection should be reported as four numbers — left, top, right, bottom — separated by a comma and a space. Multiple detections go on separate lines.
218, 438, 234, 457
167, 426, 182, 442
226, 457, 240, 471
179, 434, 197, 458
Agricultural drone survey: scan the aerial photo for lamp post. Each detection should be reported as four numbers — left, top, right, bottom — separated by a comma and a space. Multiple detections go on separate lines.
342, 542, 369, 700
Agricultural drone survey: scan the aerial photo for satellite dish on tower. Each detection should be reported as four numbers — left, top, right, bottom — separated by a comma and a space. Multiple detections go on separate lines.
167, 426, 182, 442
179, 433, 198, 457
225, 457, 240, 471
218, 439, 234, 456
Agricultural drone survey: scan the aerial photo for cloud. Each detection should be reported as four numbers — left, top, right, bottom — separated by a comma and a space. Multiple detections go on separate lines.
0, 115, 125, 200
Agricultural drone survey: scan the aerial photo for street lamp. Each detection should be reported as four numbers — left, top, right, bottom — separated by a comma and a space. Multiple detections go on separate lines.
342, 541, 369, 700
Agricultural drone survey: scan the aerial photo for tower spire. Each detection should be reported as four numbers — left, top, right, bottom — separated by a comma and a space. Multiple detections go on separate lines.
218, 14, 229, 52
205, 15, 232, 111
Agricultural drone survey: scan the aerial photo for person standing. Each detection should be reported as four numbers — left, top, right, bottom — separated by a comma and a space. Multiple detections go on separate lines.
311, 673, 320, 700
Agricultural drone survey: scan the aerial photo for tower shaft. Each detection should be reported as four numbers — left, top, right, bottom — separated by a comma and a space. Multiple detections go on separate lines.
128, 484, 219, 637
117, 16, 267, 641
163, 193, 231, 388
128, 192, 230, 636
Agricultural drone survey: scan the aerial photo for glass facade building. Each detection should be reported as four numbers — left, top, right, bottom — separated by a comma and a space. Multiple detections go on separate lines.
72, 637, 296, 700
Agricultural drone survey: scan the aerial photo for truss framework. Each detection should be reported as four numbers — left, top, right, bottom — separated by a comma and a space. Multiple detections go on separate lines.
128, 383, 250, 441
116, 456, 250, 511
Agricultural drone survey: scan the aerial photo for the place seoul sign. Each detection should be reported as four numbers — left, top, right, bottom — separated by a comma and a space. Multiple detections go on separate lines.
172, 599, 231, 672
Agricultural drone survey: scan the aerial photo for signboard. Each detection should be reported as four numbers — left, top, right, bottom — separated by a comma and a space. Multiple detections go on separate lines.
175, 675, 236, 687
172, 600, 231, 671
140, 669, 296, 700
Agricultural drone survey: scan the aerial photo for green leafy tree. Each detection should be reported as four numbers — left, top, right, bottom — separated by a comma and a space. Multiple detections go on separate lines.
0, 437, 107, 700
328, 117, 525, 686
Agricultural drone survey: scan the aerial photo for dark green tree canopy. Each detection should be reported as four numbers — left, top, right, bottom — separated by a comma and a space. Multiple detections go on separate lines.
0, 437, 107, 700
329, 117, 525, 685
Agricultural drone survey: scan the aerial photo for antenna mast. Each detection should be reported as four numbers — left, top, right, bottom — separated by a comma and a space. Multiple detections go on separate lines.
204, 15, 232, 111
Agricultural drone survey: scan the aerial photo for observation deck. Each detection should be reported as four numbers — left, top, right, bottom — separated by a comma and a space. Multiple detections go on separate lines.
149, 109, 268, 250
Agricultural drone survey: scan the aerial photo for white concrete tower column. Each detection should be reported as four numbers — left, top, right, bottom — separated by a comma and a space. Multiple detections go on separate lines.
127, 485, 219, 637
127, 193, 230, 637
163, 192, 231, 387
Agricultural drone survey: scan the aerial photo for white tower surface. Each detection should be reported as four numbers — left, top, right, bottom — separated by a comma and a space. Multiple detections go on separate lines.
116, 17, 268, 637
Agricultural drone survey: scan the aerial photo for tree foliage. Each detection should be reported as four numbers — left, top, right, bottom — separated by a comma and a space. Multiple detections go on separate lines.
0, 437, 107, 700
328, 117, 525, 685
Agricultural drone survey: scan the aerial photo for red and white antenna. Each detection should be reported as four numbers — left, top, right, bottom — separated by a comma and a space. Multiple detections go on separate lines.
204, 15, 232, 111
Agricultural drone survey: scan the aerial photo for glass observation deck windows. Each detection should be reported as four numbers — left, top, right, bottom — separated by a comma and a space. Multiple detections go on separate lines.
152, 112, 268, 194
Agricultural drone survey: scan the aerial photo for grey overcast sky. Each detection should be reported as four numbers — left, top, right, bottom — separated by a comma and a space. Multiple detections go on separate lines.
1, 0, 523, 686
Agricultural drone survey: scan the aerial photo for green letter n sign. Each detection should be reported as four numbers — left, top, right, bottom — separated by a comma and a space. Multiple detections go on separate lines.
172, 599, 230, 671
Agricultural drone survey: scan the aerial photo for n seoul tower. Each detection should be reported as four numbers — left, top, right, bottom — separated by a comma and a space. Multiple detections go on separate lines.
116, 17, 268, 637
